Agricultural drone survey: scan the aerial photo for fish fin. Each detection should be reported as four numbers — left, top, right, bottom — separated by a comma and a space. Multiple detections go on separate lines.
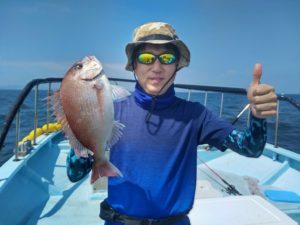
111, 85, 131, 100
48, 90, 91, 158
107, 121, 125, 148
62, 121, 91, 158
91, 160, 123, 183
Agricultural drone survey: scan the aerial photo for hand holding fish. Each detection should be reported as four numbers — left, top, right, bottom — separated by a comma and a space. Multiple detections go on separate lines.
247, 64, 277, 118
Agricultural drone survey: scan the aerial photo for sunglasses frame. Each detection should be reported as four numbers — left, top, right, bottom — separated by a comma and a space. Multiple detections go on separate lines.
137, 52, 177, 65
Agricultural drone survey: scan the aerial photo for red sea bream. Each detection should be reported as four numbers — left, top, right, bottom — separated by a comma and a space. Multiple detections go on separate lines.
51, 56, 129, 183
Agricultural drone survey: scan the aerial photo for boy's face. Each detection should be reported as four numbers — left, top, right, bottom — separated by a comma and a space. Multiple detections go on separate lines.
134, 44, 177, 95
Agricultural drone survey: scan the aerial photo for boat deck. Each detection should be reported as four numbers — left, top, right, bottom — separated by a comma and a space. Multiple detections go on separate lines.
26, 141, 104, 225
0, 131, 299, 225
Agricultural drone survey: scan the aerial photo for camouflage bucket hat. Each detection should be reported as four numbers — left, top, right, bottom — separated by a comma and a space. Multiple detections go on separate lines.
125, 22, 190, 71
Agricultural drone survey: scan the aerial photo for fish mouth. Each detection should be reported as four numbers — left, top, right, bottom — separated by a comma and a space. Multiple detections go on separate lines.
81, 70, 104, 82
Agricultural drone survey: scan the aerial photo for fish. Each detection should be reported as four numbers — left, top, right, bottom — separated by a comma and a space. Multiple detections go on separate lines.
50, 55, 130, 183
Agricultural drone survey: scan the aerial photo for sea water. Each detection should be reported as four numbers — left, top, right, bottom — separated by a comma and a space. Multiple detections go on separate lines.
0, 89, 300, 166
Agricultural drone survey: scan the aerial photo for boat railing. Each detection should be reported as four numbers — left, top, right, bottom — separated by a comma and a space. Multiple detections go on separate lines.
0, 78, 62, 161
110, 78, 300, 149
174, 84, 300, 149
1, 77, 300, 162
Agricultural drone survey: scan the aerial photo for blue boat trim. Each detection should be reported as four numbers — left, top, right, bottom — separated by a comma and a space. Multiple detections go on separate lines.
264, 190, 300, 203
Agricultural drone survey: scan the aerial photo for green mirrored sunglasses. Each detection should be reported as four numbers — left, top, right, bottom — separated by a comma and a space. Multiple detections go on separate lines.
137, 53, 177, 65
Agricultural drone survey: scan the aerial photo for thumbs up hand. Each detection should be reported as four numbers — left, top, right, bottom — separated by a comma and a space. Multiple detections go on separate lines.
247, 64, 277, 118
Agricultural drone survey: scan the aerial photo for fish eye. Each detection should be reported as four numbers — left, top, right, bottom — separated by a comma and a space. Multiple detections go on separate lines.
73, 63, 83, 71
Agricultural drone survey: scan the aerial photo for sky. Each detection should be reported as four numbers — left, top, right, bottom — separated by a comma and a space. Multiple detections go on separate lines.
0, 0, 299, 94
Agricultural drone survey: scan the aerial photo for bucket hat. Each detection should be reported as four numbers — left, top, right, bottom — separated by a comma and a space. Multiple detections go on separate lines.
125, 22, 190, 71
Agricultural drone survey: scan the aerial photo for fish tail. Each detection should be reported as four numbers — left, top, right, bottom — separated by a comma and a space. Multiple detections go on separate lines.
91, 160, 123, 184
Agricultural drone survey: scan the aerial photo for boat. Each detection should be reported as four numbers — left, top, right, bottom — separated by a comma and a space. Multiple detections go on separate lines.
0, 77, 299, 225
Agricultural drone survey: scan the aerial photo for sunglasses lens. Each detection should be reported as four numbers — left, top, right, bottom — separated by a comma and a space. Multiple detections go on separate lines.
159, 53, 177, 64
137, 53, 155, 64
137, 53, 177, 65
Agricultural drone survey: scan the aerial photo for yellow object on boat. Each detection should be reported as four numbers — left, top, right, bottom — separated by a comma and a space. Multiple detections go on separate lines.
42, 123, 57, 133
18, 136, 29, 145
18, 123, 62, 146
55, 123, 62, 130
27, 128, 43, 141
22, 136, 29, 142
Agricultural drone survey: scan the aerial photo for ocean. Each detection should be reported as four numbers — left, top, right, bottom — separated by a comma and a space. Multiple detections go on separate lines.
0, 88, 300, 167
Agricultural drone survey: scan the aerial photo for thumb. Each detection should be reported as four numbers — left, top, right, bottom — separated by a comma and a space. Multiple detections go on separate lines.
252, 63, 262, 86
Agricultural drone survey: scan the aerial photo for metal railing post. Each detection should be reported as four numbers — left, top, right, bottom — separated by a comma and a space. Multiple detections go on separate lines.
187, 89, 191, 101
13, 111, 20, 161
204, 92, 208, 106
219, 93, 224, 117
46, 83, 52, 135
33, 85, 39, 145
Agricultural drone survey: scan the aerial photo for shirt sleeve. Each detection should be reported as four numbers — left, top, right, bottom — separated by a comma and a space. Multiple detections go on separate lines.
197, 104, 235, 150
222, 114, 267, 158
66, 148, 94, 182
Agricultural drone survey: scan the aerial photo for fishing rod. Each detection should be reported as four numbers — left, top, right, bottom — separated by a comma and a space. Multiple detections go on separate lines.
198, 167, 235, 195
198, 158, 242, 196
231, 104, 250, 125
198, 103, 252, 196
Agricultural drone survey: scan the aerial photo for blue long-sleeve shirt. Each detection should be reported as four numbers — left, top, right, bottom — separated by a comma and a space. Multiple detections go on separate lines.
66, 86, 267, 225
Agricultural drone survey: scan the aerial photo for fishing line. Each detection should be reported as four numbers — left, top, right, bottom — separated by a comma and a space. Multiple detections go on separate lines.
198, 158, 242, 196
197, 167, 229, 193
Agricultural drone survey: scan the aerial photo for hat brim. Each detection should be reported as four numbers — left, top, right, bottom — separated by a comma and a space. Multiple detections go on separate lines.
125, 40, 190, 71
